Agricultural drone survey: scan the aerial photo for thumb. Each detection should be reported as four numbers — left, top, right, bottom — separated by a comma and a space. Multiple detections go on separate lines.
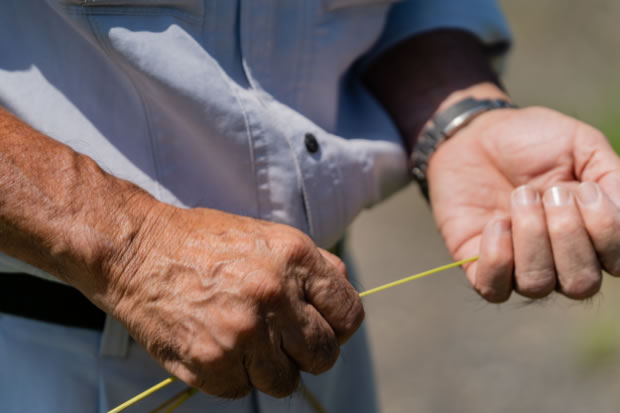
574, 126, 620, 207
304, 250, 364, 344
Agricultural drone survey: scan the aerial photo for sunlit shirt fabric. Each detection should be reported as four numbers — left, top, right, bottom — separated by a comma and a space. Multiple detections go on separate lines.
0, 0, 510, 280
0, 1, 510, 412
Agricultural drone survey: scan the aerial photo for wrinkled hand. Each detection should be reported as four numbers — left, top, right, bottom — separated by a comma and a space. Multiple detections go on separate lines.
103, 205, 364, 398
429, 106, 620, 302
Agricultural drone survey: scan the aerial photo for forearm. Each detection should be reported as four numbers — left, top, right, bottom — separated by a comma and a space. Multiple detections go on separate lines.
0, 106, 156, 307
363, 29, 509, 151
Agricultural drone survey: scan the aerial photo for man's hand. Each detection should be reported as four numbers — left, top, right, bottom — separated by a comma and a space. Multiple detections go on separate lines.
364, 29, 620, 304
429, 106, 620, 302
0, 107, 363, 399
104, 204, 364, 398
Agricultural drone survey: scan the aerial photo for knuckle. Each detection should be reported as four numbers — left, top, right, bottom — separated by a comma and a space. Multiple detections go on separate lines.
515, 269, 556, 298
547, 215, 580, 238
228, 313, 260, 343
561, 274, 602, 299
256, 276, 284, 302
515, 215, 546, 237
210, 309, 261, 349
190, 343, 228, 368
243, 270, 285, 303
278, 234, 315, 265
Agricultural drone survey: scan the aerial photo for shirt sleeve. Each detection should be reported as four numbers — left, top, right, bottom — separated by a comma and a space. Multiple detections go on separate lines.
363, 0, 512, 67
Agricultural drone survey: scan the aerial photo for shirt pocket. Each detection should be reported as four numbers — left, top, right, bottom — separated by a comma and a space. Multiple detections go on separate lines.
322, 0, 403, 12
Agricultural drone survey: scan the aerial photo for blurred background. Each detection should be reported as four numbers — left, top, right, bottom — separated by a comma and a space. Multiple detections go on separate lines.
350, 1, 620, 412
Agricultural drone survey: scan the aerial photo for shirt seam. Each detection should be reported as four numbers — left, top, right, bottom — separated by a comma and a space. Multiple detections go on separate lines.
85, 10, 164, 201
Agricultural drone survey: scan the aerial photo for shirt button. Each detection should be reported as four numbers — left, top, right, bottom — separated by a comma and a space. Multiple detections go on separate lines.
304, 133, 319, 153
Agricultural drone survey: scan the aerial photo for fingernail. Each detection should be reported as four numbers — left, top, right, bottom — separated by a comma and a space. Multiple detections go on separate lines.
512, 185, 539, 206
576, 182, 601, 206
543, 186, 571, 206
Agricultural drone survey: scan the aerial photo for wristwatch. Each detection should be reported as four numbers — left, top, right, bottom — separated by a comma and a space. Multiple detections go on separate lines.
411, 97, 517, 199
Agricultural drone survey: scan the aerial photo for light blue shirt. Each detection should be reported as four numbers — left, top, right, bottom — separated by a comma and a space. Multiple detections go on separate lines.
0, 0, 510, 279
0, 1, 510, 412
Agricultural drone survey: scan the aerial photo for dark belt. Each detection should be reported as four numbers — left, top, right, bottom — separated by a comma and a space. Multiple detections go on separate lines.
0, 273, 106, 330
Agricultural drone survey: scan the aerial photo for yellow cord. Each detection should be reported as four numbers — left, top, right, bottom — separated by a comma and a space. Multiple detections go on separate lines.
108, 377, 177, 413
150, 387, 196, 413
358, 256, 479, 297
107, 256, 478, 413
161, 388, 198, 413
300, 381, 329, 413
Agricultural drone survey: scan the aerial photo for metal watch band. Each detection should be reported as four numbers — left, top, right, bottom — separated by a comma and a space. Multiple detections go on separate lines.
411, 97, 518, 199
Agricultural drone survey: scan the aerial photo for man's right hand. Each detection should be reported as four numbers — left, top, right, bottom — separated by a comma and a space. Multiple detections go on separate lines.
0, 106, 363, 399
102, 204, 365, 399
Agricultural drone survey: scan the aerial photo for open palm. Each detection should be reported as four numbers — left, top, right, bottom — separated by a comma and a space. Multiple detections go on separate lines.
428, 106, 620, 302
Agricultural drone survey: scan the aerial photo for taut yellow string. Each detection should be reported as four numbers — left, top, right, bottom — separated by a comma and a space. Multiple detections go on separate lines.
108, 256, 479, 413
358, 256, 479, 297
108, 377, 177, 413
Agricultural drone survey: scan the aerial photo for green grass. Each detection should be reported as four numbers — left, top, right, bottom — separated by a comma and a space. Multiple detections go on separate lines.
577, 318, 619, 372
601, 115, 620, 153
595, 96, 620, 153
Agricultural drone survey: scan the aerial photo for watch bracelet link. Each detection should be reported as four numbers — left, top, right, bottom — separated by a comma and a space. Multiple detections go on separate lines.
411, 97, 518, 200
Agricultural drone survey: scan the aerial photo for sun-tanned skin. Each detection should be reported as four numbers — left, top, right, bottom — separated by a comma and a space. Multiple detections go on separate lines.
2, 29, 620, 399
0, 107, 363, 399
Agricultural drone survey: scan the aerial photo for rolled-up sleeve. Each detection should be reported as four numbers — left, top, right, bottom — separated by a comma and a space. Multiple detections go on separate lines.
364, 0, 512, 65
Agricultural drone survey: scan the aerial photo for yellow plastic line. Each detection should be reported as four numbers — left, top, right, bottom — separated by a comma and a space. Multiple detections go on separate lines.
358, 256, 479, 297
162, 388, 198, 413
108, 256, 478, 413
150, 386, 196, 413
300, 381, 329, 413
108, 377, 177, 413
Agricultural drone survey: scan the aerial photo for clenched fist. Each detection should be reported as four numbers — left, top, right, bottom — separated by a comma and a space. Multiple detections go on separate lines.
98, 205, 364, 398
0, 106, 364, 400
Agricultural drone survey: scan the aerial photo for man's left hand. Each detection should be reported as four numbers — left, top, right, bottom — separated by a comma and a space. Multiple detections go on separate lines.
429, 106, 620, 302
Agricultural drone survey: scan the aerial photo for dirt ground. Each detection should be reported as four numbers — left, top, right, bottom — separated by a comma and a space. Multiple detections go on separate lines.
349, 2, 620, 412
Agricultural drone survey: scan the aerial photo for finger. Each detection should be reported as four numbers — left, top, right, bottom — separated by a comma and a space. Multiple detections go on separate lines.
318, 248, 349, 280
542, 186, 602, 299
168, 344, 252, 399
472, 217, 514, 303
280, 303, 340, 375
597, 170, 620, 208
575, 182, 620, 276
304, 257, 365, 345
244, 325, 301, 398
572, 125, 620, 207
511, 185, 556, 298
